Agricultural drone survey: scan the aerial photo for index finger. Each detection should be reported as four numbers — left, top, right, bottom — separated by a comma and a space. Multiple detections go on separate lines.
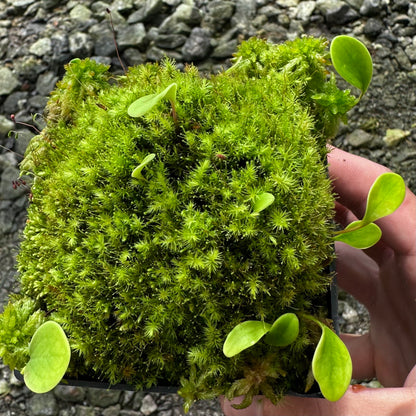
327, 147, 416, 256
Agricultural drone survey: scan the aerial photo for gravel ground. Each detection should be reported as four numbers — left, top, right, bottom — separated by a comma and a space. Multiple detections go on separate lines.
1, 0, 416, 415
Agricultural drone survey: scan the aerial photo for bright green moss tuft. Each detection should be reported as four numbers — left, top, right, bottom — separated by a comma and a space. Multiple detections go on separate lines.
2, 37, 357, 407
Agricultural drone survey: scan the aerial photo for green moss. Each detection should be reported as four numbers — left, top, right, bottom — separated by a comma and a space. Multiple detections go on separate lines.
1, 37, 356, 407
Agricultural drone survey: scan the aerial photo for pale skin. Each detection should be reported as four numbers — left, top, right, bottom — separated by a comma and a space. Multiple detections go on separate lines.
221, 147, 416, 416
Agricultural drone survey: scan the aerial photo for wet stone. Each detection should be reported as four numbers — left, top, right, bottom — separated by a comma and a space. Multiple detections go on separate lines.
346, 129, 374, 148
86, 388, 122, 407
181, 27, 211, 62
117, 23, 147, 49
35, 71, 58, 96
27, 393, 58, 416
0, 67, 20, 95
70, 4, 93, 22
75, 406, 97, 416
140, 394, 157, 416
54, 385, 86, 403
363, 17, 384, 39
68, 32, 94, 57
102, 404, 121, 416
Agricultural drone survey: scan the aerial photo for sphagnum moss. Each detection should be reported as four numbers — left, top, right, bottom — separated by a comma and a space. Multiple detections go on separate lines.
2, 37, 357, 408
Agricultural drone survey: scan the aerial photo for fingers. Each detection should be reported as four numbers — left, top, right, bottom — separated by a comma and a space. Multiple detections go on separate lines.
335, 241, 378, 307
261, 387, 416, 416
404, 365, 416, 388
328, 147, 416, 257
221, 388, 416, 416
327, 147, 390, 220
340, 333, 375, 380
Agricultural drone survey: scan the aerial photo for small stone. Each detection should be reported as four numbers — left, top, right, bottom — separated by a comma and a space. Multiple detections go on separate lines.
121, 390, 135, 407
69, 32, 94, 57
146, 46, 165, 61
102, 404, 121, 416
360, 0, 383, 16
0, 379, 10, 395
324, 2, 360, 25
211, 39, 238, 59
346, 129, 374, 148
276, 0, 299, 6
182, 27, 211, 62
35, 71, 58, 96
140, 394, 158, 416
92, 29, 116, 57
341, 302, 359, 323
70, 4, 92, 21
117, 23, 147, 49
13, 129, 34, 156
29, 37, 52, 57
363, 17, 384, 39
157, 411, 173, 416
405, 44, 416, 63
86, 388, 121, 407
75, 406, 97, 416
41, 0, 60, 9
0, 67, 19, 95
296, 1, 316, 22
0, 114, 14, 137
127, 0, 163, 23
54, 385, 86, 403
14, 57, 46, 82
110, 0, 134, 13
155, 34, 187, 49
91, 1, 111, 14
10, 0, 35, 9
383, 128, 410, 147
120, 411, 142, 416
394, 47, 412, 70
206, 0, 235, 21
122, 48, 144, 66
172, 4, 202, 26
27, 393, 58, 416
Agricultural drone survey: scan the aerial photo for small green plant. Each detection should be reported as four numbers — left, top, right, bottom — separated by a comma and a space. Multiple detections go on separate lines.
223, 170, 406, 403
222, 35, 406, 407
23, 321, 71, 393
330, 35, 373, 100
0, 35, 406, 409
131, 153, 156, 180
223, 312, 351, 402
128, 82, 178, 121
334, 172, 405, 248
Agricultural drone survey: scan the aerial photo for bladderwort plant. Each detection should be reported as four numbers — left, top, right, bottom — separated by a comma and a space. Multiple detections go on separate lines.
0, 35, 406, 411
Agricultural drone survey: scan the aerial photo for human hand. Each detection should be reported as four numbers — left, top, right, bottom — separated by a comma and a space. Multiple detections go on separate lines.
221, 147, 416, 415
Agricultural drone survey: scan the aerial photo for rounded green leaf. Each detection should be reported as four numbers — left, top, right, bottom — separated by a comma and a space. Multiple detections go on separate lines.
128, 83, 177, 117
330, 36, 372, 96
362, 172, 406, 224
264, 313, 299, 347
223, 321, 271, 358
312, 324, 352, 401
334, 222, 381, 249
23, 321, 71, 394
253, 193, 275, 213
132, 153, 156, 180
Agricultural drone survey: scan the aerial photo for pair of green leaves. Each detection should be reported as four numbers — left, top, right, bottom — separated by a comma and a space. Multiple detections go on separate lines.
128, 83, 177, 118
22, 321, 70, 394
223, 313, 300, 358
223, 314, 352, 402
334, 172, 406, 249
128, 83, 178, 179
